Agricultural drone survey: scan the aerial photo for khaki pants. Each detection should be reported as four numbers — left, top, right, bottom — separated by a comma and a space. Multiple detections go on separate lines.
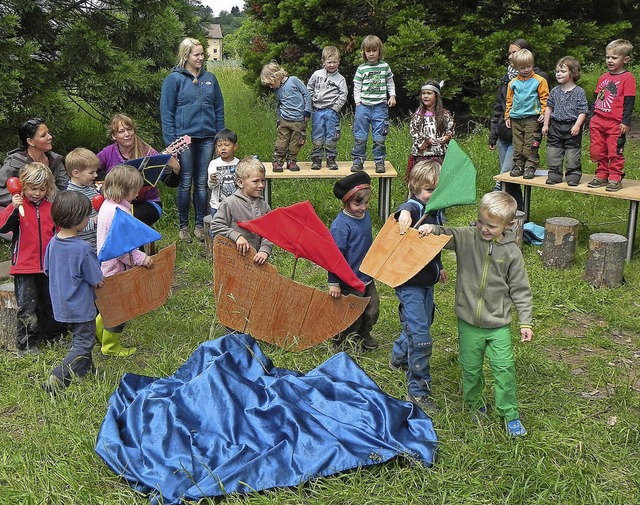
274, 118, 306, 162
511, 116, 541, 171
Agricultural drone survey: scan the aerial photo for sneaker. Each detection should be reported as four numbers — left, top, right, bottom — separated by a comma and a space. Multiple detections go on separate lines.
326, 157, 339, 170
523, 168, 536, 179
375, 162, 386, 173
407, 393, 440, 414
389, 359, 408, 371
272, 160, 284, 173
545, 178, 560, 185
605, 180, 622, 192
350, 162, 364, 173
179, 228, 192, 243
361, 335, 379, 350
193, 226, 205, 242
509, 167, 524, 177
310, 158, 322, 170
506, 418, 527, 437
566, 179, 580, 187
587, 177, 608, 188
287, 161, 300, 172
42, 374, 66, 396
471, 405, 489, 423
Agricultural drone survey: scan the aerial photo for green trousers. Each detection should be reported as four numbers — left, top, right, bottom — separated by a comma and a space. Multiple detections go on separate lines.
457, 319, 520, 421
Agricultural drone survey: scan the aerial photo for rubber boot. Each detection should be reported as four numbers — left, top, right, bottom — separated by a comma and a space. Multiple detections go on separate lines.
100, 329, 137, 357
95, 314, 104, 344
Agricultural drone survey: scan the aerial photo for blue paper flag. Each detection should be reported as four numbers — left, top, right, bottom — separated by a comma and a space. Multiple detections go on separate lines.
98, 207, 161, 262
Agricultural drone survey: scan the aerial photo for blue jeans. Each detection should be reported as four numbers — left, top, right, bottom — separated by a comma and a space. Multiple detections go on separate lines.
495, 137, 523, 210
311, 108, 340, 159
394, 285, 434, 396
352, 103, 389, 163
177, 137, 215, 229
51, 320, 96, 386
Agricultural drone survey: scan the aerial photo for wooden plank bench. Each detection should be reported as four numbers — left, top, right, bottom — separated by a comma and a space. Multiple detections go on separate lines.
264, 161, 398, 219
494, 172, 640, 261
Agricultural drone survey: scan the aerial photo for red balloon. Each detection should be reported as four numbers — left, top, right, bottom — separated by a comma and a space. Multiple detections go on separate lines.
7, 177, 22, 195
92, 194, 105, 212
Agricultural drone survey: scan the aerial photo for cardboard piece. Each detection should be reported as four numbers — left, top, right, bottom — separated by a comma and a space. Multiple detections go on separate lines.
96, 244, 176, 327
213, 236, 369, 351
360, 217, 451, 288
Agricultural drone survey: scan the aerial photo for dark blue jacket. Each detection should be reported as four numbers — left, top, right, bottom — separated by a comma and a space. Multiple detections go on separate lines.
160, 66, 225, 146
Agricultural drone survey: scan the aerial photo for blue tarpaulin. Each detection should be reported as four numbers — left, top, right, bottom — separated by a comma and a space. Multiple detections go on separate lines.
95, 334, 437, 504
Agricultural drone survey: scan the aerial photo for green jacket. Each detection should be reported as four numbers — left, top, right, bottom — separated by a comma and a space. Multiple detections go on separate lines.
432, 225, 532, 329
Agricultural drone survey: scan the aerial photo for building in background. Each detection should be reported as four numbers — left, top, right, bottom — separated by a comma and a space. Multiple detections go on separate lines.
205, 24, 223, 61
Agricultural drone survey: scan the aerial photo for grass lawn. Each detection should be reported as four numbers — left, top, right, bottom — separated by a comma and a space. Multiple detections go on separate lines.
0, 65, 639, 504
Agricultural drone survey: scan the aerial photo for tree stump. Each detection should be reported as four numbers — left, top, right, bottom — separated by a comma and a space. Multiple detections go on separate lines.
511, 210, 526, 249
584, 233, 626, 288
0, 281, 17, 349
542, 217, 579, 268
203, 214, 214, 261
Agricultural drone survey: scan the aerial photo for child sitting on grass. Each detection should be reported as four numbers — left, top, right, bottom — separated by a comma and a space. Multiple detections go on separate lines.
419, 191, 533, 437
328, 171, 379, 351
211, 157, 273, 265
65, 147, 100, 248
43, 191, 104, 394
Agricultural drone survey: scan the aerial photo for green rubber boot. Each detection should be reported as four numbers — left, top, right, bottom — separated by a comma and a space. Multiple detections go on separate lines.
95, 314, 104, 344
100, 329, 137, 357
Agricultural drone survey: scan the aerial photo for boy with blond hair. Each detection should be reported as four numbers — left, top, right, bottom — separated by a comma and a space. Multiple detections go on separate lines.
307, 46, 348, 170
588, 39, 636, 192
505, 48, 549, 180
65, 147, 100, 248
419, 191, 533, 437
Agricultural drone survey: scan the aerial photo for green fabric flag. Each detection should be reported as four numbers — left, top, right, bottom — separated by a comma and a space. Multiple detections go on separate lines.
424, 139, 477, 213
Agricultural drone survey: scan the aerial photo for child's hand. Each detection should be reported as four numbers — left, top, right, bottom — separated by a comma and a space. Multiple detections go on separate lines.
570, 124, 580, 136
541, 124, 549, 136
620, 123, 630, 135
209, 172, 218, 184
505, 119, 511, 129
236, 236, 250, 255
329, 285, 341, 299
420, 138, 432, 150
142, 256, 154, 268
537, 114, 544, 123
438, 135, 451, 143
388, 96, 396, 107
397, 210, 412, 234
96, 280, 105, 288
418, 224, 434, 237
439, 269, 448, 284
520, 327, 533, 342
11, 194, 23, 209
253, 251, 268, 265
298, 137, 306, 146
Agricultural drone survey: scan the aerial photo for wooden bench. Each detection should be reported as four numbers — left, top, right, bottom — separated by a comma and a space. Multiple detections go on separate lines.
265, 161, 398, 219
494, 172, 640, 261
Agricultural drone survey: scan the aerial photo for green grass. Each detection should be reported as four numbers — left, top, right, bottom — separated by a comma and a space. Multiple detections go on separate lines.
1, 66, 639, 504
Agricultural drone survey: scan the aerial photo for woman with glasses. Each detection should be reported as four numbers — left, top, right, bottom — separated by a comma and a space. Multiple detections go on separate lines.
0, 118, 69, 208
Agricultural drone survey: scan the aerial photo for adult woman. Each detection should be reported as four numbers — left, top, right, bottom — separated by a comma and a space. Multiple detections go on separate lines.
160, 37, 225, 243
0, 118, 69, 208
97, 113, 179, 227
489, 39, 545, 211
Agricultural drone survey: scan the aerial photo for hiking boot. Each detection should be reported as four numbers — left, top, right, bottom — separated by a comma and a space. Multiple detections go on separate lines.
326, 157, 339, 170
407, 393, 440, 414
193, 226, 205, 242
566, 179, 580, 187
545, 178, 560, 185
310, 158, 322, 170
605, 180, 622, 192
272, 160, 284, 173
287, 160, 300, 172
350, 161, 364, 172
375, 161, 386, 173
509, 166, 524, 177
587, 177, 608, 188
523, 168, 536, 179
179, 228, 192, 243
506, 418, 527, 437
361, 335, 379, 350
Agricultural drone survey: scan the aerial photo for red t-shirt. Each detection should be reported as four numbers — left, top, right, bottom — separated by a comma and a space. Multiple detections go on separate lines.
593, 71, 636, 122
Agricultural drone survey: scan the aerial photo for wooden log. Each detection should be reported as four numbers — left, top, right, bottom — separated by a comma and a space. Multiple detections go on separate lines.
0, 281, 17, 350
203, 215, 214, 261
511, 210, 526, 249
542, 217, 580, 268
584, 233, 626, 288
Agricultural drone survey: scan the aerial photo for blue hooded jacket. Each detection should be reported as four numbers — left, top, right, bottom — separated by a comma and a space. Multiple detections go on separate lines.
160, 66, 225, 146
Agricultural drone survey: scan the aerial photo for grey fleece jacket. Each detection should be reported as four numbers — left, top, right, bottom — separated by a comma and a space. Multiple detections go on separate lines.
210, 189, 273, 256
432, 225, 533, 329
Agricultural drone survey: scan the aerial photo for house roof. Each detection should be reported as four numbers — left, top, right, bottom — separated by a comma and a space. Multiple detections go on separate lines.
206, 23, 222, 39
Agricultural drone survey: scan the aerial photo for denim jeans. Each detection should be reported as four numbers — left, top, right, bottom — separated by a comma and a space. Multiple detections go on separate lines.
352, 103, 389, 163
495, 137, 523, 210
177, 137, 215, 229
311, 108, 340, 159
394, 285, 435, 396
51, 320, 96, 386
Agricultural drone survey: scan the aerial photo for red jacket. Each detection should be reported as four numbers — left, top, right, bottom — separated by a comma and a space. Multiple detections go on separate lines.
0, 199, 56, 274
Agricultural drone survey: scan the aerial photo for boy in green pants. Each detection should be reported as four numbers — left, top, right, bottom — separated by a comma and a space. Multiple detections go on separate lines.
418, 191, 533, 437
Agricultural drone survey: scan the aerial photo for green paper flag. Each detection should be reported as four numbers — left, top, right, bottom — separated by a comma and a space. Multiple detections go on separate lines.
424, 139, 477, 213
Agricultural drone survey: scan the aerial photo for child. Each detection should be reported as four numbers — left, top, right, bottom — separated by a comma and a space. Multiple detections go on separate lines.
588, 39, 636, 192
96, 164, 153, 356
260, 61, 312, 173
407, 80, 455, 181
328, 171, 379, 350
210, 157, 273, 265
351, 35, 396, 174
307, 46, 348, 170
65, 147, 100, 248
419, 191, 533, 437
207, 129, 239, 217
389, 161, 447, 414
505, 48, 549, 180
542, 57, 589, 186
43, 191, 104, 393
0, 162, 66, 353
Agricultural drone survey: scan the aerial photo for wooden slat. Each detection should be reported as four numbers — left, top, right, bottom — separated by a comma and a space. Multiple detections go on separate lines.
266, 161, 397, 180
